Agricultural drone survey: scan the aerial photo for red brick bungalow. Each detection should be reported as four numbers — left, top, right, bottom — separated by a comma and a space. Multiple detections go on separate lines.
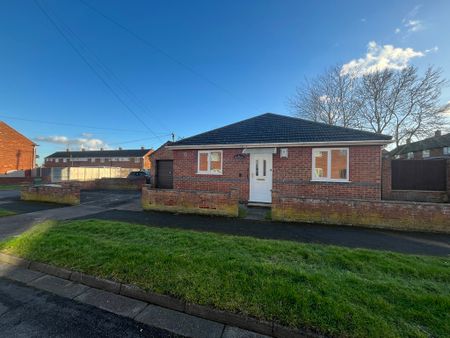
152, 113, 392, 204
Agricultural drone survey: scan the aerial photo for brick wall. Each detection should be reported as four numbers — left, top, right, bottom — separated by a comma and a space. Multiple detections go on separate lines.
0, 122, 35, 174
76, 178, 146, 190
272, 190, 450, 233
141, 186, 239, 217
173, 149, 250, 201
172, 145, 383, 202
21, 184, 80, 205
272, 146, 382, 200
397, 147, 445, 159
0, 177, 34, 185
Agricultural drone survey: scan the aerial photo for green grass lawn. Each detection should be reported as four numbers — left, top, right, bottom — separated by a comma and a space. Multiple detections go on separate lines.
0, 185, 22, 191
0, 220, 448, 337
0, 209, 16, 217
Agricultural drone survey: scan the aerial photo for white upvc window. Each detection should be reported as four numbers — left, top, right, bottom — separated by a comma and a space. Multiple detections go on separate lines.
443, 147, 450, 155
312, 148, 349, 182
407, 152, 414, 159
422, 150, 430, 158
197, 150, 223, 175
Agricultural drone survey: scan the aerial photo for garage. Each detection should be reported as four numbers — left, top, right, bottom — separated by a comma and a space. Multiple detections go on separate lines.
155, 160, 173, 189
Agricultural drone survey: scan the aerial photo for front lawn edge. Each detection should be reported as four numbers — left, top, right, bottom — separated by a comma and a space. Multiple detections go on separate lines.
0, 252, 320, 338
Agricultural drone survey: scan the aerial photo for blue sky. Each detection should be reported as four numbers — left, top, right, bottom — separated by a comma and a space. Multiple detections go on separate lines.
1, 0, 449, 163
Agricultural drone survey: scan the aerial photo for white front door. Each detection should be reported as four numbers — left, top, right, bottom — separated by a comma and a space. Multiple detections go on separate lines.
249, 153, 273, 203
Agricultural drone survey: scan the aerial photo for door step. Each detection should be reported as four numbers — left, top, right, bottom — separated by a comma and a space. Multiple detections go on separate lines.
241, 203, 271, 221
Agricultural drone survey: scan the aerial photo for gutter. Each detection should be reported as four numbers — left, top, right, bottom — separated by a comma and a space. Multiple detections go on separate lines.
167, 139, 392, 150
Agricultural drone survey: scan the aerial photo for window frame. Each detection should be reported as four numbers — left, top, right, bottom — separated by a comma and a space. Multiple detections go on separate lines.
197, 150, 223, 175
407, 152, 414, 159
422, 149, 430, 158
311, 147, 350, 182
443, 147, 450, 155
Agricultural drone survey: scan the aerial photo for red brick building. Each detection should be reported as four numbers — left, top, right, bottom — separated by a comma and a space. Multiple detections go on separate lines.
152, 113, 391, 203
0, 121, 36, 174
44, 148, 153, 170
390, 130, 450, 160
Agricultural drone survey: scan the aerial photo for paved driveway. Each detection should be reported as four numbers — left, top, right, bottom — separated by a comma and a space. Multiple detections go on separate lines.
0, 190, 20, 201
0, 277, 179, 337
0, 190, 141, 240
76, 209, 450, 257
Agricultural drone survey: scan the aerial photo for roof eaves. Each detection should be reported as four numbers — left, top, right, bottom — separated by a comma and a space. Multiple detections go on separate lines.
167, 139, 392, 150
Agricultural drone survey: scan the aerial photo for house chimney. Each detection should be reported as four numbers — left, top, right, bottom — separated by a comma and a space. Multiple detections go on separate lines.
141, 146, 144, 150
435, 130, 441, 137
66, 148, 70, 152
81, 148, 85, 152
100, 148, 103, 151
118, 147, 122, 151
406, 138, 411, 144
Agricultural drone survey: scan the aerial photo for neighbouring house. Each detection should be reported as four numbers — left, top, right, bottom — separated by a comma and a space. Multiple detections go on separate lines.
390, 130, 450, 160
44, 148, 153, 170
151, 113, 392, 203
0, 121, 37, 175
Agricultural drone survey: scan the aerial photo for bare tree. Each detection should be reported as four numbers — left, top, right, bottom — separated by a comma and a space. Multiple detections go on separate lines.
289, 65, 361, 128
358, 66, 447, 145
290, 65, 448, 146
356, 69, 395, 134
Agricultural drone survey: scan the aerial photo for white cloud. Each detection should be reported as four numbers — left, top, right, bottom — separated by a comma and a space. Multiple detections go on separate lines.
395, 28, 401, 34
399, 5, 425, 35
405, 19, 424, 32
442, 102, 450, 115
340, 41, 424, 77
424, 46, 439, 53
360, 18, 366, 23
35, 135, 108, 150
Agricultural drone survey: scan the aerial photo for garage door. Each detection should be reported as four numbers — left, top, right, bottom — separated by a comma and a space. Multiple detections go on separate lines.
156, 160, 173, 189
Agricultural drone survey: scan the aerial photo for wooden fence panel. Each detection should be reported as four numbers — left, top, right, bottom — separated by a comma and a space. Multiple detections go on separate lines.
391, 159, 447, 191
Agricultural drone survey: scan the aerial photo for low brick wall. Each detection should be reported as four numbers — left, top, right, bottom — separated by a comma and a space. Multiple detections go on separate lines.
21, 184, 80, 205
142, 187, 239, 217
0, 177, 34, 185
74, 178, 146, 191
387, 190, 448, 203
272, 190, 450, 233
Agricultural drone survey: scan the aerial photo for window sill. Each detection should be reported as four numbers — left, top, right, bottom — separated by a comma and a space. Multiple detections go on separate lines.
311, 179, 350, 183
196, 172, 223, 176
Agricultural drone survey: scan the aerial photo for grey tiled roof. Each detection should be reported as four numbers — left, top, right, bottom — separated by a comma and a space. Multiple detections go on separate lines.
46, 149, 152, 159
391, 133, 450, 155
171, 113, 391, 146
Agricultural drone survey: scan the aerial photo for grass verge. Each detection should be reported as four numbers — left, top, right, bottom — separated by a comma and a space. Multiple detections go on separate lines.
0, 219, 448, 337
0, 209, 16, 217
0, 185, 22, 191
